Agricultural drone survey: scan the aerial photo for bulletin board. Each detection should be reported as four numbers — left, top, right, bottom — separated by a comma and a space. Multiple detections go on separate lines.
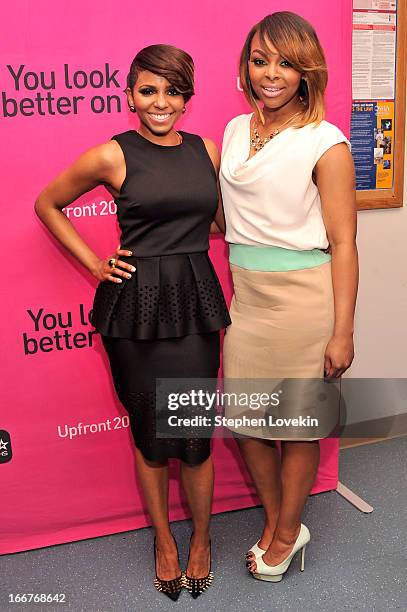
351, 0, 406, 209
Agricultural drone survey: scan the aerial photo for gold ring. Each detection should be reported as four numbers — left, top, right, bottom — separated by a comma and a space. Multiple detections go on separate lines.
108, 257, 116, 268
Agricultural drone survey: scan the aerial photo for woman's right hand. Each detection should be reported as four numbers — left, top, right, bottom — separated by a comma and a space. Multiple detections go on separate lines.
93, 245, 136, 283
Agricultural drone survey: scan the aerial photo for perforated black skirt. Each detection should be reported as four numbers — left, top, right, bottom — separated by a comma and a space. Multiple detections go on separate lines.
101, 331, 220, 464
91, 251, 231, 340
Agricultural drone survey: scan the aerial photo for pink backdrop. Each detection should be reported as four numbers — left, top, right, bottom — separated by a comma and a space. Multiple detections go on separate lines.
0, 0, 351, 554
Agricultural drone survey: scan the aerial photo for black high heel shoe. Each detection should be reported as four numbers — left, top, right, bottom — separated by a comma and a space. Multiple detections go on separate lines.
184, 534, 213, 599
153, 536, 184, 601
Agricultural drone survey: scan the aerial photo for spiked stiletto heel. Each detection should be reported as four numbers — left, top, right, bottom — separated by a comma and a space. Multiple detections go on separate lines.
153, 537, 184, 601
184, 535, 213, 599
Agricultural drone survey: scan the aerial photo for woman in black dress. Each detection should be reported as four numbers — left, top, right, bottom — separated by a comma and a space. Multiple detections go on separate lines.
35, 44, 230, 601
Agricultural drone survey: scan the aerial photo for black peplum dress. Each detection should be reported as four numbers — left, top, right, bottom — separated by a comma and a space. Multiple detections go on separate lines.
91, 130, 231, 464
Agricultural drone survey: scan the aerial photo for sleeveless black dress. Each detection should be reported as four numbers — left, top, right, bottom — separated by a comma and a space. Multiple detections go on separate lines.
91, 130, 231, 464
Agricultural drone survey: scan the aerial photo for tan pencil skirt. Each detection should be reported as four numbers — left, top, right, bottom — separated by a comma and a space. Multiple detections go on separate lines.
222, 262, 337, 441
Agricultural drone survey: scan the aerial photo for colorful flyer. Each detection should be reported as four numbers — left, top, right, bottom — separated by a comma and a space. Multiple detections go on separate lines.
351, 100, 394, 190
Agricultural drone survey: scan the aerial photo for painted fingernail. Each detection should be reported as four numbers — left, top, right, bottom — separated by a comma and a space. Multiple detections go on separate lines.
126, 273, 132, 279
128, 251, 133, 255
130, 266, 136, 272
116, 278, 122, 283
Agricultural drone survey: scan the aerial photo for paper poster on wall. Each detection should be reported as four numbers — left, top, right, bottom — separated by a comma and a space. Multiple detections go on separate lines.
351, 100, 394, 190
353, 0, 396, 9
352, 10, 396, 99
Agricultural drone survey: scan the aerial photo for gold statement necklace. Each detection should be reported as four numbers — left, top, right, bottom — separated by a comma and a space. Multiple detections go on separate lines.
250, 111, 302, 152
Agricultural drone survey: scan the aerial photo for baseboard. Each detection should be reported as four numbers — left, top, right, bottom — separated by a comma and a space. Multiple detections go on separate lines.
340, 431, 407, 448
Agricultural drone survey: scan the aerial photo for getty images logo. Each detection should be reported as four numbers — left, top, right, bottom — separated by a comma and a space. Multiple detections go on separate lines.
0, 430, 12, 464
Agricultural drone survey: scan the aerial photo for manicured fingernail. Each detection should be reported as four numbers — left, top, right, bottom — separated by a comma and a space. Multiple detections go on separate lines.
130, 266, 136, 272
128, 251, 132, 255
126, 274, 132, 279
117, 278, 122, 283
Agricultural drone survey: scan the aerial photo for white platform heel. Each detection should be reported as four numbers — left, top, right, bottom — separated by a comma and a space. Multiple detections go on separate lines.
252, 524, 310, 583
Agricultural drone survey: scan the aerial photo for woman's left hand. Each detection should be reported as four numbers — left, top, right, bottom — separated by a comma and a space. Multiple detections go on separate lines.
324, 334, 354, 378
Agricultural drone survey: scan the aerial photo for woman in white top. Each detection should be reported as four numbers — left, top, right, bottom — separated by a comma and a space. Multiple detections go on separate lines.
220, 12, 358, 582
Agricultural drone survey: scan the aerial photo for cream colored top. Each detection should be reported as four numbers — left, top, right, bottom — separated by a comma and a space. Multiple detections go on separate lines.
220, 113, 351, 250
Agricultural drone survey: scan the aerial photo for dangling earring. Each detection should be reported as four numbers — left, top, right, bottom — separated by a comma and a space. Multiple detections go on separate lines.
129, 105, 136, 113
182, 107, 186, 114
299, 77, 308, 104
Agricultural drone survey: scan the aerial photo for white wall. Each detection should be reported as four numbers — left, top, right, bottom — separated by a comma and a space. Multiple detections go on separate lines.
350, 92, 407, 378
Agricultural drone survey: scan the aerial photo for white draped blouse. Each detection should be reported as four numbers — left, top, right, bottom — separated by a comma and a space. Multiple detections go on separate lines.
220, 113, 351, 250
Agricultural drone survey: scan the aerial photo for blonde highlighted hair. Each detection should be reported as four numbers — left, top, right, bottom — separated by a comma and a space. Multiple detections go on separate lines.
239, 12, 328, 127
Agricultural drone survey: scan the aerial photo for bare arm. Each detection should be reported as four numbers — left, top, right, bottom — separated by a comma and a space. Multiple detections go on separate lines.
203, 138, 226, 234
34, 141, 134, 282
315, 142, 359, 377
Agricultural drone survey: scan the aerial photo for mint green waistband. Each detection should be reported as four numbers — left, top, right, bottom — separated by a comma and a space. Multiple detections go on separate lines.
229, 244, 331, 271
